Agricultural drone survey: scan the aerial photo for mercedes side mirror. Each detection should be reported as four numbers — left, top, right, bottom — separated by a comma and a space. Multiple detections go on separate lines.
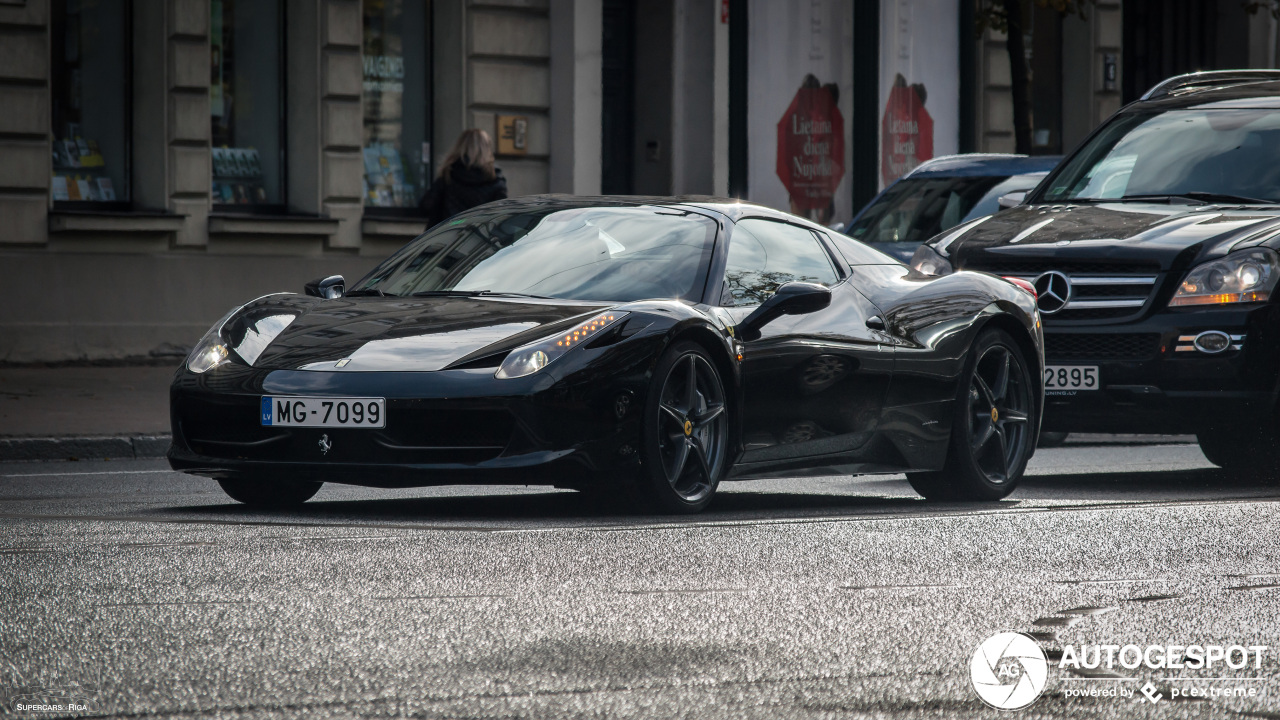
997, 190, 1028, 210
737, 282, 832, 341
305, 275, 345, 299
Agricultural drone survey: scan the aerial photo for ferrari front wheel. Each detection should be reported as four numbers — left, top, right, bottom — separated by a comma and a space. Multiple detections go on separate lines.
217, 477, 322, 508
908, 329, 1034, 501
638, 342, 730, 514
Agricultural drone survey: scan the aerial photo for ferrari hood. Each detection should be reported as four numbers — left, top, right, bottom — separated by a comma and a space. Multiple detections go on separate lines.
220, 294, 613, 372
941, 202, 1280, 271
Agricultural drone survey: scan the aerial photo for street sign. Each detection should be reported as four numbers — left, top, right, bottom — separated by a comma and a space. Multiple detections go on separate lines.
776, 83, 845, 211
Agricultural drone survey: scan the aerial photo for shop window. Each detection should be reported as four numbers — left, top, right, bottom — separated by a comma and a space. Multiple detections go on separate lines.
362, 0, 431, 213
51, 0, 131, 207
211, 0, 284, 209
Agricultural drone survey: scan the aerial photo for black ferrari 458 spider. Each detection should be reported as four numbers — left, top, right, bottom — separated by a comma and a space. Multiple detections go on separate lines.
169, 196, 1044, 512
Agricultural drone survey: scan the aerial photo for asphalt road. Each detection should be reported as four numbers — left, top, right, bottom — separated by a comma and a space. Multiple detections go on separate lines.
2, 441, 1278, 719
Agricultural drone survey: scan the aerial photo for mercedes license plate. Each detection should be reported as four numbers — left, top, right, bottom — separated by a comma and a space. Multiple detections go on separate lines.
1043, 366, 1098, 391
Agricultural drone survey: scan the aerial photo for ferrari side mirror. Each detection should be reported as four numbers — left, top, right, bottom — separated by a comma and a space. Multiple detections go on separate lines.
737, 281, 832, 341
305, 275, 345, 299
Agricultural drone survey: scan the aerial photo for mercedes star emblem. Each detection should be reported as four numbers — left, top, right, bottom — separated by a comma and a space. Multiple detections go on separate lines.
318, 434, 332, 455
1033, 271, 1071, 314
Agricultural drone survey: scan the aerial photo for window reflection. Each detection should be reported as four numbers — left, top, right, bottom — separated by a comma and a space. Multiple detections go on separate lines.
51, 0, 129, 205
363, 0, 430, 209
357, 205, 718, 302
210, 0, 283, 207
722, 220, 838, 306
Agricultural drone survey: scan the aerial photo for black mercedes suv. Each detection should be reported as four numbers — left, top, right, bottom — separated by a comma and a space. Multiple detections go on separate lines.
910, 70, 1280, 474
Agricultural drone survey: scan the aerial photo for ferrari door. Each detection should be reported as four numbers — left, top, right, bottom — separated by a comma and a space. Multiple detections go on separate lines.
719, 218, 894, 470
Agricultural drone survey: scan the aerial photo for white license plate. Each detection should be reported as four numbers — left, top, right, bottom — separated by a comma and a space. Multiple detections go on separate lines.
1044, 365, 1099, 391
260, 396, 386, 428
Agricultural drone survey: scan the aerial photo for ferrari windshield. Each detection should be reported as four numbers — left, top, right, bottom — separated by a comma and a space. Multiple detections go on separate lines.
354, 205, 718, 302
1041, 108, 1280, 203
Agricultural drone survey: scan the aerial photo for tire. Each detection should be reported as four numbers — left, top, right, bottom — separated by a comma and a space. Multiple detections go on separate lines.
1197, 424, 1280, 477
217, 477, 322, 508
1038, 431, 1069, 448
908, 329, 1036, 501
636, 341, 731, 514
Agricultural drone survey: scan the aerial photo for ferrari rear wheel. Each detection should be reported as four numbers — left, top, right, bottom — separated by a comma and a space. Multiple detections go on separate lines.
908, 329, 1034, 501
217, 477, 322, 508
638, 342, 729, 514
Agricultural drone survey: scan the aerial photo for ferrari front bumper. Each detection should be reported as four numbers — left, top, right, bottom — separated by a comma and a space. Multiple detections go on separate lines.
168, 363, 645, 489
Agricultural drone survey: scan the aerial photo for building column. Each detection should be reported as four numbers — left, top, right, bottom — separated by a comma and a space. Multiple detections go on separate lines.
1091, 1, 1123, 128
0, 0, 51, 247
1247, 8, 1278, 69
711, 0, 730, 197
166, 0, 211, 246
550, 0, 602, 195
287, 0, 363, 249
670, 0, 716, 196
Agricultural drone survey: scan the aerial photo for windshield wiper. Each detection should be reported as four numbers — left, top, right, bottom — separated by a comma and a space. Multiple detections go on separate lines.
345, 288, 394, 297
475, 290, 554, 299
410, 290, 485, 297
1119, 192, 1277, 205
409, 289, 553, 299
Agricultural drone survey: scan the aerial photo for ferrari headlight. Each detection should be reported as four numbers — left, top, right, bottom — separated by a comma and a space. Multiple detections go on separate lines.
910, 244, 954, 276
185, 305, 243, 374
1170, 248, 1279, 307
186, 335, 230, 374
495, 311, 628, 379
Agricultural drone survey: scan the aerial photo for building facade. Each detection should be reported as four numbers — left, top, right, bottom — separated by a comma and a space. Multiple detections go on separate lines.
1, 0, 608, 363
3, 0, 1279, 362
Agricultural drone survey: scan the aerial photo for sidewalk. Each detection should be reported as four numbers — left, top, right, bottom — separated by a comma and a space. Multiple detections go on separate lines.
0, 364, 1197, 462
0, 365, 175, 461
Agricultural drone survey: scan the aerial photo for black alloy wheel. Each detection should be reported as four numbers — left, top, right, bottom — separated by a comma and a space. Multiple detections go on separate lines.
217, 477, 323, 508
638, 342, 729, 513
909, 329, 1035, 501
965, 341, 1033, 484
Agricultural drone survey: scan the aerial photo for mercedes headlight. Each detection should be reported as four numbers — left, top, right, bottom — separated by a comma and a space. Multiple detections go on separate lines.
910, 245, 954, 276
495, 311, 627, 379
1170, 248, 1279, 307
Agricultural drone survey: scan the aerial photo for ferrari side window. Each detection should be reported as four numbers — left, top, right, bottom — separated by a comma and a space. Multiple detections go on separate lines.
722, 219, 839, 306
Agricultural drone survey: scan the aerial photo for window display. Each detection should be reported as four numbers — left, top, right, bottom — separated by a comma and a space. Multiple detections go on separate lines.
51, 0, 130, 205
363, 0, 430, 210
210, 0, 283, 207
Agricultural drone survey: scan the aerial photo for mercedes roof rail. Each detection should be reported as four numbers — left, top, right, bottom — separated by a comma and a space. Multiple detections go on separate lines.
1141, 69, 1280, 101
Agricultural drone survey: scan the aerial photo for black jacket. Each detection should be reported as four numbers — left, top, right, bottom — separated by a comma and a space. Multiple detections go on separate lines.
419, 164, 508, 226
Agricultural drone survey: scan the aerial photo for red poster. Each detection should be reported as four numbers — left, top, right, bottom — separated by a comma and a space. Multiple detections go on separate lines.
880, 76, 934, 186
776, 79, 845, 213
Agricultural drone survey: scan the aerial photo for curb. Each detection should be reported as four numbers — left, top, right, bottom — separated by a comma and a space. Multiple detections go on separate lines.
0, 435, 171, 462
